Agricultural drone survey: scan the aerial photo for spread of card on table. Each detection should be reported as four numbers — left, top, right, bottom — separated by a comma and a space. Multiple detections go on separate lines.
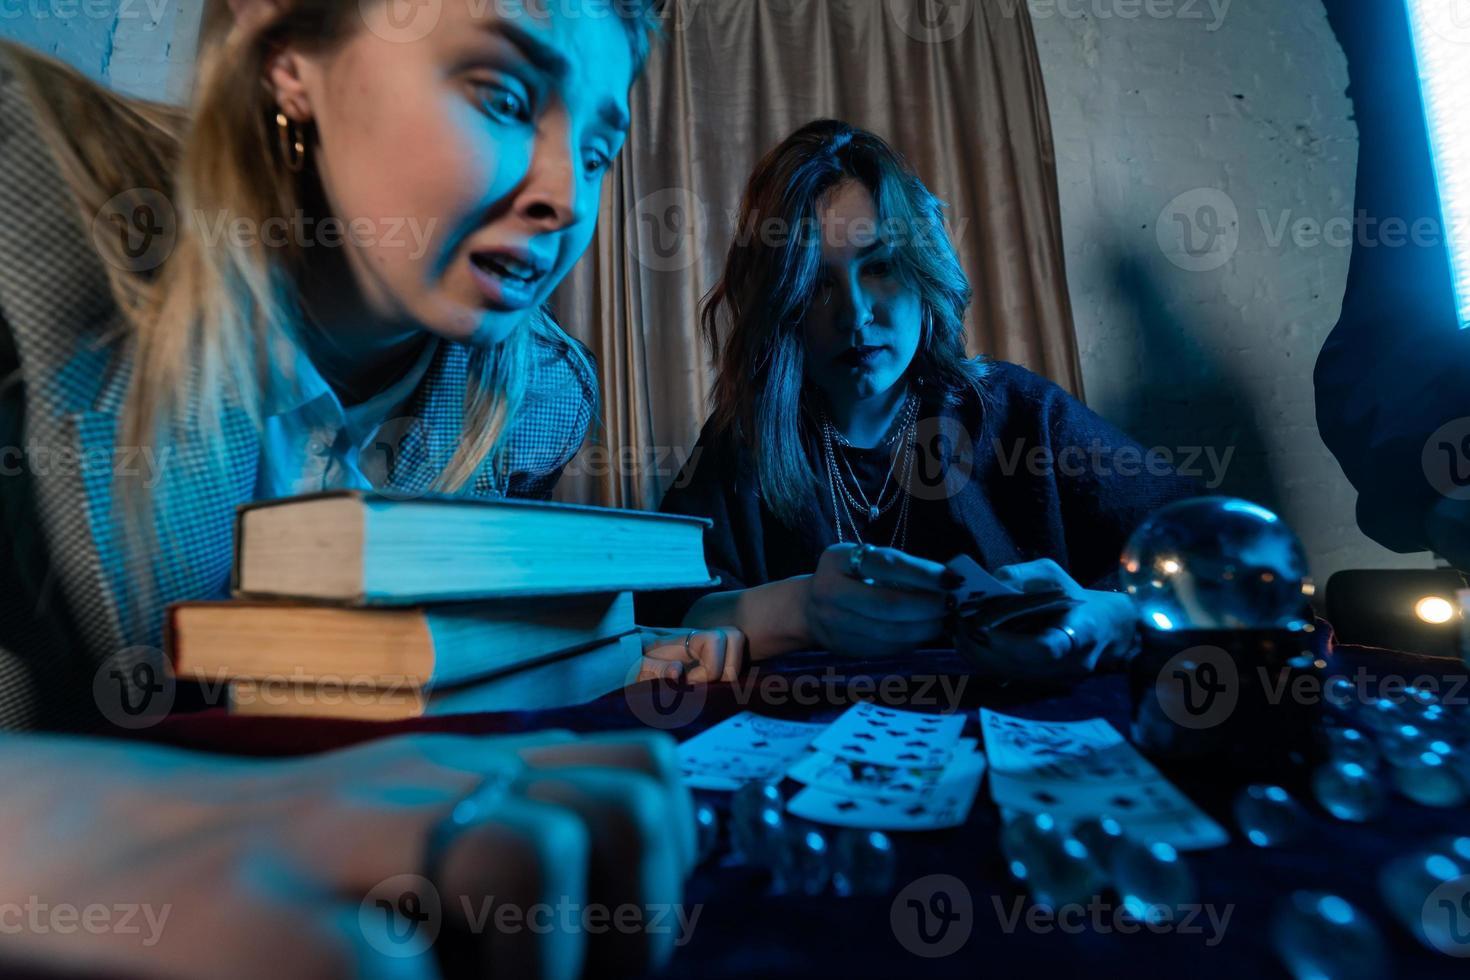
980, 708, 1228, 850
785, 744, 986, 831
809, 700, 967, 769
677, 711, 829, 791
678, 702, 986, 831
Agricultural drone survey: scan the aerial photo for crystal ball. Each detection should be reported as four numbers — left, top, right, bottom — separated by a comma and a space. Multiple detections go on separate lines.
1120, 496, 1313, 631
1273, 891, 1388, 980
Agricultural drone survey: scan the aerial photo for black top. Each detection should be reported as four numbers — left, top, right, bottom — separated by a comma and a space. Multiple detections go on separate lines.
636, 360, 1202, 626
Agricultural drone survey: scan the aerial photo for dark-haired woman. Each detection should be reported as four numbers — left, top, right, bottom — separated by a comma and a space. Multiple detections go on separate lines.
636, 120, 1199, 683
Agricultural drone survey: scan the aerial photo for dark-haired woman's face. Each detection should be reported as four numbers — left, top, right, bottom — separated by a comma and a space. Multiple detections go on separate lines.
801, 181, 923, 410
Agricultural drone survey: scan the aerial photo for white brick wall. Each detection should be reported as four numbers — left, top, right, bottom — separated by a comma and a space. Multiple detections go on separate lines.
0, 0, 119, 84
0, 0, 201, 103
108, 0, 202, 104
1030, 0, 1435, 586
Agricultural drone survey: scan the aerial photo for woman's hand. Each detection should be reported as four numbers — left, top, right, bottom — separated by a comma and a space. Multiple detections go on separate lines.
0, 729, 695, 980
975, 558, 1140, 682
637, 626, 749, 685
676, 545, 955, 662
803, 543, 957, 659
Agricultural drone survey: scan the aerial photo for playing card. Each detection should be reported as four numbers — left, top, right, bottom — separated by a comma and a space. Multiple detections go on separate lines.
677, 712, 827, 791
980, 709, 1227, 850
946, 555, 1079, 630
945, 554, 1016, 604
810, 701, 966, 769
786, 738, 979, 801
786, 747, 987, 830
980, 712, 1135, 778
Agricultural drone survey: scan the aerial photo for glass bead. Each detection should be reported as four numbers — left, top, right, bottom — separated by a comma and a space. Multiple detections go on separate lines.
1320, 726, 1381, 769
1354, 697, 1406, 735
1232, 784, 1306, 848
694, 801, 720, 865
1429, 835, 1470, 865
1111, 839, 1199, 924
771, 822, 830, 896
1407, 685, 1440, 710
730, 781, 784, 863
1390, 751, 1469, 808
1323, 675, 1359, 712
1420, 703, 1450, 726
1440, 740, 1470, 785
1311, 761, 1386, 823
1070, 816, 1126, 873
831, 829, 897, 898
999, 812, 1106, 911
1379, 848, 1469, 954
1272, 891, 1387, 980
1377, 722, 1433, 768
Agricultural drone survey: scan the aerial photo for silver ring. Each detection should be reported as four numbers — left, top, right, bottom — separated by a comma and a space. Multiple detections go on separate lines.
423, 767, 519, 887
1052, 625, 1080, 657
847, 543, 878, 585
684, 629, 698, 658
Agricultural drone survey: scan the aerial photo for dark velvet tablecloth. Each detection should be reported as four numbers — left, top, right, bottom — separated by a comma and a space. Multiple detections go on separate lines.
128, 638, 1470, 979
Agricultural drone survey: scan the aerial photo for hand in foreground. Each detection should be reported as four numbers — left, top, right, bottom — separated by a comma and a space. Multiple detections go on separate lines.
972, 558, 1140, 682
804, 543, 957, 658
0, 729, 695, 980
637, 626, 748, 685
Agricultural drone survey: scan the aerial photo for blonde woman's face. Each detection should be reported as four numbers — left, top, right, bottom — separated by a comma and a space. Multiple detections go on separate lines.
273, 0, 634, 346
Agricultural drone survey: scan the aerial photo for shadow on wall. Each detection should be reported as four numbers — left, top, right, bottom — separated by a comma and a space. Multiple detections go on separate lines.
1105, 249, 1283, 513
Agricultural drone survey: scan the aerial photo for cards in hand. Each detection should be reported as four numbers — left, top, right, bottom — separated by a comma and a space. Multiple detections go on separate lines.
677, 712, 827, 791
980, 709, 1228, 850
946, 555, 1079, 630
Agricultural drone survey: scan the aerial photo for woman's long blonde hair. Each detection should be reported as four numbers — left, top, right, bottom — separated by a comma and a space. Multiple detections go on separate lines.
2, 1, 658, 628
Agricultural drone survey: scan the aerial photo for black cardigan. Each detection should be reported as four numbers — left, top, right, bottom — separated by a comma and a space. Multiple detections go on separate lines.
636, 361, 1202, 627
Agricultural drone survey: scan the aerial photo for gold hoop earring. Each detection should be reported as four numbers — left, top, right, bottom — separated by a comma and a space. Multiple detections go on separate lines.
276, 112, 306, 173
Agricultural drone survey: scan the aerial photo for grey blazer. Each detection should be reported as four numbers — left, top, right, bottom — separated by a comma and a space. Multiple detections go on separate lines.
0, 50, 596, 730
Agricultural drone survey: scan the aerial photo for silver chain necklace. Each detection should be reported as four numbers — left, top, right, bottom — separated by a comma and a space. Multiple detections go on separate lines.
821, 391, 919, 548
822, 392, 917, 522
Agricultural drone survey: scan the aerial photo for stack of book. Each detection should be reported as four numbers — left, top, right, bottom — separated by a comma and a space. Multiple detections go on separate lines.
167, 491, 715, 721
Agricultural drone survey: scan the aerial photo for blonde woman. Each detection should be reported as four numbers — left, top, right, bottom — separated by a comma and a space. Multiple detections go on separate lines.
3, 0, 636, 722
0, 1, 716, 976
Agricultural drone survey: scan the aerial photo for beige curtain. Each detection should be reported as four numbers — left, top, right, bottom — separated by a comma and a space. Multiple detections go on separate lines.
553, 0, 1080, 509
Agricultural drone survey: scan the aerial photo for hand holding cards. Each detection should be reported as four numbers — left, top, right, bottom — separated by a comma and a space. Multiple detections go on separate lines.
945, 554, 1079, 631
947, 555, 1144, 681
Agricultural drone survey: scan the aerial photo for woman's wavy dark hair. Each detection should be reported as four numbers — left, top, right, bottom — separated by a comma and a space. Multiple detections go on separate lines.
700, 119, 986, 529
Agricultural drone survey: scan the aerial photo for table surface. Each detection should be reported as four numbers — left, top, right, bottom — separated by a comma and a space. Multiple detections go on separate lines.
136, 639, 1470, 980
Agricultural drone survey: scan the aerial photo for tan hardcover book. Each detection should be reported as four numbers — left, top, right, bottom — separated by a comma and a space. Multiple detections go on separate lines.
168, 592, 634, 690
227, 632, 646, 721
232, 491, 716, 604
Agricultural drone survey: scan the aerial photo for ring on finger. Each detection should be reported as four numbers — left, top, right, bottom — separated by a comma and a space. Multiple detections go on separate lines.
847, 543, 878, 586
1050, 624, 1080, 658
423, 767, 521, 888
